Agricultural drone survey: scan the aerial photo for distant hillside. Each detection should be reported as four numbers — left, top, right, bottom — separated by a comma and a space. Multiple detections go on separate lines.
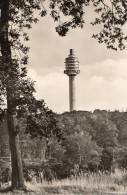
57, 110, 127, 146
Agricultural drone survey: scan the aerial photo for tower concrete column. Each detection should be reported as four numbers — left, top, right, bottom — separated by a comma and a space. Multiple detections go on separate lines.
69, 75, 76, 112
64, 49, 80, 112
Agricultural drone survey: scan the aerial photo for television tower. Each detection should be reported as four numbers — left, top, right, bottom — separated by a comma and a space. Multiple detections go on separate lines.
64, 49, 80, 112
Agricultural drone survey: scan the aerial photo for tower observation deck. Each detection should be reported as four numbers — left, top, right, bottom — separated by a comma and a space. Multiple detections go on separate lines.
64, 49, 80, 112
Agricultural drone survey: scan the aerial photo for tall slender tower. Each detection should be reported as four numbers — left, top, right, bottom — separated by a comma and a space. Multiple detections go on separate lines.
64, 49, 80, 112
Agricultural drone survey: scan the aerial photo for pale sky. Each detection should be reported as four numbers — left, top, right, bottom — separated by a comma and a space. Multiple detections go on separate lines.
28, 14, 127, 113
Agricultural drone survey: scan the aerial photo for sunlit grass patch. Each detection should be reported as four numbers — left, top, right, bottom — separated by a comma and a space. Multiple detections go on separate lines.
1, 169, 127, 194
26, 169, 127, 194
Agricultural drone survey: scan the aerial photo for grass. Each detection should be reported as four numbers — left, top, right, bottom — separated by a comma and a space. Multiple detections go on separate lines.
26, 169, 127, 194
1, 169, 127, 194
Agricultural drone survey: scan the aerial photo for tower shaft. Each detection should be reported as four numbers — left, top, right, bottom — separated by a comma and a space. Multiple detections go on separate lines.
69, 76, 76, 112
64, 49, 80, 112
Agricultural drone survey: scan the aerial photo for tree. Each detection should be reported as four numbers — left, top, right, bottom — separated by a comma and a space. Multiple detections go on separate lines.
48, 0, 127, 50
0, 0, 25, 189
0, 0, 47, 189
61, 132, 102, 177
90, 111, 119, 170
110, 111, 127, 146
0, 0, 56, 189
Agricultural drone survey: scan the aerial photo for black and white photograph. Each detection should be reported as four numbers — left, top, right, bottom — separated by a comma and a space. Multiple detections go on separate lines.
1, 0, 127, 194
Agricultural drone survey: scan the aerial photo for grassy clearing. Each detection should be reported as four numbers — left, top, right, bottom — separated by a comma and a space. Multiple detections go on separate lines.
26, 169, 127, 194
1, 169, 127, 194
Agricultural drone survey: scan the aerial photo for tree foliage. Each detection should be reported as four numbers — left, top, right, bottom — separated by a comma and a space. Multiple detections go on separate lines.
25, 99, 62, 141
46, 0, 127, 50
2, 109, 127, 179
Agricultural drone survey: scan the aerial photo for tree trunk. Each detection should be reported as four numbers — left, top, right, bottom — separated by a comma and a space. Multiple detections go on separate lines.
0, 0, 25, 189
7, 96, 25, 189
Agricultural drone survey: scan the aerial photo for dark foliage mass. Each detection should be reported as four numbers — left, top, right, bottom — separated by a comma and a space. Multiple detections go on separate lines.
47, 0, 127, 50
20, 110, 127, 179
1, 109, 127, 180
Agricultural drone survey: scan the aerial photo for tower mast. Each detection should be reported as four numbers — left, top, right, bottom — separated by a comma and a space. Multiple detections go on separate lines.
64, 49, 80, 112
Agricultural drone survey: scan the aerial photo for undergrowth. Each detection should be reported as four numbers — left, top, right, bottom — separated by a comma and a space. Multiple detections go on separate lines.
26, 169, 127, 193
1, 169, 127, 194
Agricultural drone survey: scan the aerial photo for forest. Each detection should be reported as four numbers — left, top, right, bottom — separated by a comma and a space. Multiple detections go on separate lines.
1, 109, 127, 183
